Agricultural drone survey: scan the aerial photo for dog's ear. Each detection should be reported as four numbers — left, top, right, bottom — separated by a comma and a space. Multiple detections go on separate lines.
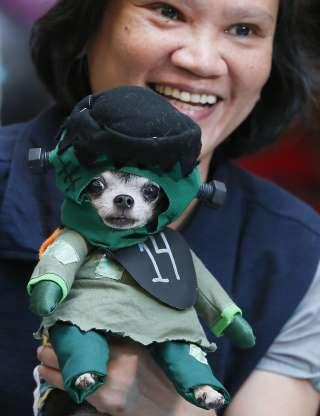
156, 188, 169, 217
147, 188, 169, 232
42, 388, 100, 416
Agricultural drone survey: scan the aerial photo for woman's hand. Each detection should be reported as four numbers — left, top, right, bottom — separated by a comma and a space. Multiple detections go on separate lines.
37, 338, 215, 416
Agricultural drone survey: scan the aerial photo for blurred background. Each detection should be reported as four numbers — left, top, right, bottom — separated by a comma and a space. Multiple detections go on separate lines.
0, 0, 319, 211
0, 0, 52, 125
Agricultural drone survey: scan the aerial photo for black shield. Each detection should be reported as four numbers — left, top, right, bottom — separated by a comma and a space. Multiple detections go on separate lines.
113, 228, 198, 310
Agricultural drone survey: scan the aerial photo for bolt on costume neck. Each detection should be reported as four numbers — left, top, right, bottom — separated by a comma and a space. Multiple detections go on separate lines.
48, 86, 209, 250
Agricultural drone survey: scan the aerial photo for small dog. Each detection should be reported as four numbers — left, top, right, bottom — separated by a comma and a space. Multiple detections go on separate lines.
29, 86, 242, 416
40, 170, 224, 416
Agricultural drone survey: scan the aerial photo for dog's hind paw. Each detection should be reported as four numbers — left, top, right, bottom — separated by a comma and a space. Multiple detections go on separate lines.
75, 373, 99, 390
194, 385, 225, 411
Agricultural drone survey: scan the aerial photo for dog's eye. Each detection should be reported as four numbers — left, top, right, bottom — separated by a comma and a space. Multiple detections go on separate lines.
142, 183, 160, 202
87, 177, 106, 196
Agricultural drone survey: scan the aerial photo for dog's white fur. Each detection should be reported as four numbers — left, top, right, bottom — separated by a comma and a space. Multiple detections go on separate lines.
89, 171, 161, 229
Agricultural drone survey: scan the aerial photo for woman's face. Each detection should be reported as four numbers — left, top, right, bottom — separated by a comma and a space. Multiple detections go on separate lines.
88, 0, 279, 167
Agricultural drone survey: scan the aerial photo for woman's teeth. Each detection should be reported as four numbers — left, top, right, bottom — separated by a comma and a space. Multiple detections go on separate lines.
154, 84, 218, 105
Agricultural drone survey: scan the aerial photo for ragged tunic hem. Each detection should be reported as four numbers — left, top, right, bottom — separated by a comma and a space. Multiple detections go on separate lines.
40, 319, 217, 352
41, 277, 216, 352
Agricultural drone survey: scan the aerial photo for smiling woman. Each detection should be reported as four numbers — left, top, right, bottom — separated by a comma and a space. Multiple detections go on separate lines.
85, 0, 278, 177
31, 0, 318, 163
1, 0, 320, 415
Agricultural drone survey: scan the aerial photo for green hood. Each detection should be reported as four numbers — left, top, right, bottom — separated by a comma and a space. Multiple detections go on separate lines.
49, 145, 202, 250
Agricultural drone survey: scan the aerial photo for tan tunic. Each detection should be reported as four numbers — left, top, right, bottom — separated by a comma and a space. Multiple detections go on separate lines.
29, 229, 239, 351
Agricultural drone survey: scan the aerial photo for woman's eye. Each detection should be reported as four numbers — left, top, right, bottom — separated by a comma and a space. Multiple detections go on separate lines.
87, 177, 106, 196
156, 4, 181, 21
227, 24, 254, 37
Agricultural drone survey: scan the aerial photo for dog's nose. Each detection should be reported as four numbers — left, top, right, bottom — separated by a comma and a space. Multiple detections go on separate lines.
114, 194, 134, 210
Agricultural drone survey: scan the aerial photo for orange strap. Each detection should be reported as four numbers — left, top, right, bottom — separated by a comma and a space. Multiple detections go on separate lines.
38, 227, 62, 259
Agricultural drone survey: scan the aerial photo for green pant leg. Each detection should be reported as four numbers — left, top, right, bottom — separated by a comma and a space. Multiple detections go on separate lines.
149, 341, 230, 409
49, 323, 109, 404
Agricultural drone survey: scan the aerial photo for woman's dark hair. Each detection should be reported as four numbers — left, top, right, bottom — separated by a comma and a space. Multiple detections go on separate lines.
31, 0, 320, 159
30, 0, 107, 112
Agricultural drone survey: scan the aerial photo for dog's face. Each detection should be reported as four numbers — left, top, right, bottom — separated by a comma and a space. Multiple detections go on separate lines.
87, 171, 164, 230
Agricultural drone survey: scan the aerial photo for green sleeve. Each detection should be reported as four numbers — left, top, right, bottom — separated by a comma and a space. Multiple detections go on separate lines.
191, 250, 242, 336
27, 228, 89, 302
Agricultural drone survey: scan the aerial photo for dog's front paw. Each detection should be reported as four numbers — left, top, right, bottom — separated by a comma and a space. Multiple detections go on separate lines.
75, 373, 99, 390
194, 385, 225, 411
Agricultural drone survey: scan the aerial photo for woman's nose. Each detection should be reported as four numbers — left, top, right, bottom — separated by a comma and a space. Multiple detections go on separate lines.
170, 29, 228, 78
